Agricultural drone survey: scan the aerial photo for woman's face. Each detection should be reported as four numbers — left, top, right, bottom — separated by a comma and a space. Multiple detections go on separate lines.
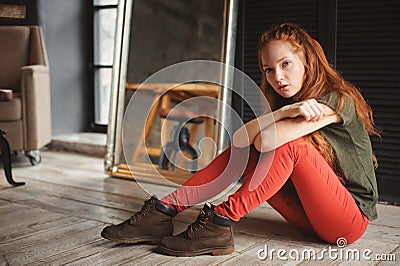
261, 40, 305, 98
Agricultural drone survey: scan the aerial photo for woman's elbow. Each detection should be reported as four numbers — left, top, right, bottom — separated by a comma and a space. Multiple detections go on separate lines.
232, 129, 249, 148
254, 131, 275, 153
253, 134, 262, 152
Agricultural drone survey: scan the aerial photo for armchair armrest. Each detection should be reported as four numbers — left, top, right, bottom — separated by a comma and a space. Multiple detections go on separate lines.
22, 65, 49, 74
20, 65, 52, 150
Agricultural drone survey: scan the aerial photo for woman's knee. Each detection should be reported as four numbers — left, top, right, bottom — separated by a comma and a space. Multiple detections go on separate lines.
257, 137, 309, 158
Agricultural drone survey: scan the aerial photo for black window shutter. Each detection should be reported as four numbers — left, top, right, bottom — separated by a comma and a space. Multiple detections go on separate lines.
242, 0, 319, 122
240, 0, 400, 202
336, 0, 400, 202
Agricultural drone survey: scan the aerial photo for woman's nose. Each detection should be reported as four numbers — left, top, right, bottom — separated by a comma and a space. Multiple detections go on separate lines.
275, 69, 284, 81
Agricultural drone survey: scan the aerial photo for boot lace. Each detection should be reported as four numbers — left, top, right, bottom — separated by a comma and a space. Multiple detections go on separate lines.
130, 197, 155, 223
180, 209, 210, 238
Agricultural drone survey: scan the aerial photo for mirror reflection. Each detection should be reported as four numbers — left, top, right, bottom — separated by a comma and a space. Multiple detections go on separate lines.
107, 0, 233, 184
127, 0, 225, 84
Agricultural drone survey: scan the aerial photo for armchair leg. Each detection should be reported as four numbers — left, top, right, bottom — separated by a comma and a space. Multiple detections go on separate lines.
0, 130, 25, 186
25, 150, 41, 166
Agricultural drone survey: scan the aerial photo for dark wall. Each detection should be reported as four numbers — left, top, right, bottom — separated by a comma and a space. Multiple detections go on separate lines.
37, 0, 90, 135
0, 0, 90, 135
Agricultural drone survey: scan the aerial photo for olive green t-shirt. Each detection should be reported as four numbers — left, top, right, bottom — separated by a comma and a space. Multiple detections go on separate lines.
318, 92, 378, 220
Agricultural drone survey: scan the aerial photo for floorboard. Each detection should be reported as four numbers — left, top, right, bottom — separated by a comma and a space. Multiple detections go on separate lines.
0, 150, 398, 265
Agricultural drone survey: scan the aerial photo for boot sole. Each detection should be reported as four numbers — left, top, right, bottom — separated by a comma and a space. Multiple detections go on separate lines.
101, 231, 162, 244
158, 245, 235, 256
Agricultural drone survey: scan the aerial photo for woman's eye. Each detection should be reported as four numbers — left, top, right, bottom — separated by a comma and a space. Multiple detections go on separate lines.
282, 61, 290, 68
264, 68, 273, 73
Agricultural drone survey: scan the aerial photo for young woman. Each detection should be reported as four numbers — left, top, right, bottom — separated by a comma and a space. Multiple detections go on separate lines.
101, 23, 379, 257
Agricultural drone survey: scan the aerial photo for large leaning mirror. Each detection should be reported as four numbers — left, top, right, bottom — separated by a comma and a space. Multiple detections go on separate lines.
105, 0, 238, 186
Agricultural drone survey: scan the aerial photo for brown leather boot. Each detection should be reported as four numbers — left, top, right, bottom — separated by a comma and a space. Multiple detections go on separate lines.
158, 203, 235, 256
101, 196, 177, 244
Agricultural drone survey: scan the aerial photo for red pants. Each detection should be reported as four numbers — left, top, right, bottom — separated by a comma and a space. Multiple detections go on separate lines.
161, 137, 368, 244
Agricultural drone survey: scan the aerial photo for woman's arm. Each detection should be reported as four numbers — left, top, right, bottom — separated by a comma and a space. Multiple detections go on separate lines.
232, 99, 327, 148
254, 104, 341, 153
232, 109, 281, 148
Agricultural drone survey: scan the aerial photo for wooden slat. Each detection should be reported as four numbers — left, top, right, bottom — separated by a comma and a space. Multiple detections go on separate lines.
242, 0, 318, 122
337, 0, 400, 198
2, 223, 103, 265
0, 180, 132, 224
29, 239, 118, 266
0, 150, 398, 264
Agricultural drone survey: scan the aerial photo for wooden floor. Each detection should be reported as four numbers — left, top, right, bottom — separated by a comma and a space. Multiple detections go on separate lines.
0, 151, 399, 265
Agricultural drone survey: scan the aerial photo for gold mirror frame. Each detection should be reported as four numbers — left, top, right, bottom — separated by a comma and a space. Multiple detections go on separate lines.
105, 0, 239, 182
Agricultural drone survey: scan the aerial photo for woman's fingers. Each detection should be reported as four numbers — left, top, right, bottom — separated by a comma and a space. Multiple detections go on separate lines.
299, 99, 325, 121
309, 99, 325, 121
283, 99, 327, 121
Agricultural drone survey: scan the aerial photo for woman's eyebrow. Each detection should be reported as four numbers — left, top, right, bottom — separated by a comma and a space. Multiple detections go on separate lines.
263, 56, 292, 67
277, 56, 292, 62
262, 56, 290, 67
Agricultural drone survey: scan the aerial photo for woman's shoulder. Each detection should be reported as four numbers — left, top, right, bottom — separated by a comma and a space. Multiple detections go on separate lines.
318, 90, 356, 125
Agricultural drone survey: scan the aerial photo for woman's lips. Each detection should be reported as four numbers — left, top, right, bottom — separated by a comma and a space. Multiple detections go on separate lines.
278, 84, 289, 91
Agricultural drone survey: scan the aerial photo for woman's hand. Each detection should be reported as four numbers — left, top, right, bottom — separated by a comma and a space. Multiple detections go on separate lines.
281, 99, 326, 122
232, 99, 335, 149
254, 101, 341, 153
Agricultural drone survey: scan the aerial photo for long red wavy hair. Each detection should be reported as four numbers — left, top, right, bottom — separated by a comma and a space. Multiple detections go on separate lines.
258, 23, 379, 182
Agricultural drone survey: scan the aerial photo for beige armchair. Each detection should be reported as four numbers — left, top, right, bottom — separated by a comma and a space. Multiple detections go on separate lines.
0, 26, 51, 165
